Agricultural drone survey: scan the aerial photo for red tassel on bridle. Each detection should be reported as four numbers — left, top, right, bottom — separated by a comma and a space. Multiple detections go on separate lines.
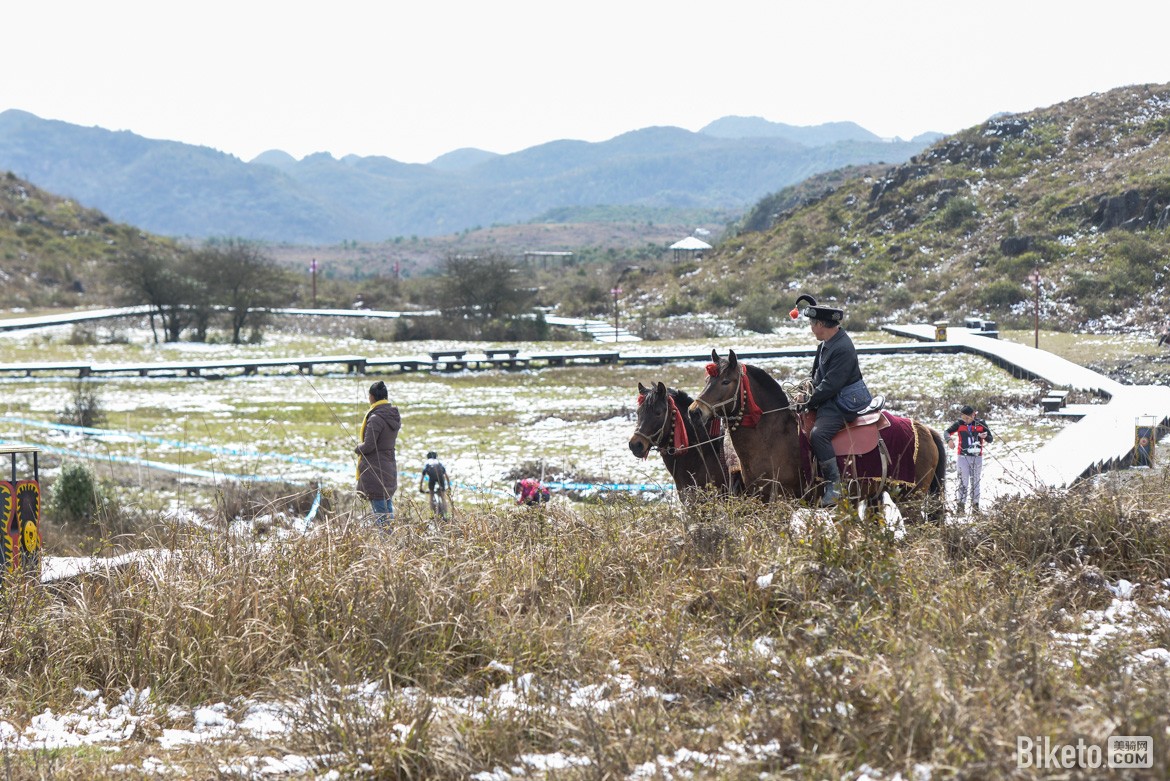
636, 393, 645, 405
667, 396, 688, 451
705, 362, 719, 377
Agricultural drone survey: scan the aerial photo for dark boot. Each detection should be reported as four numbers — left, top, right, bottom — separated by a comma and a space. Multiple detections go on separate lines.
819, 459, 843, 506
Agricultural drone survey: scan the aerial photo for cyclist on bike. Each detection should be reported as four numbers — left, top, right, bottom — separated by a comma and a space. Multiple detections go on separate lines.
419, 451, 451, 519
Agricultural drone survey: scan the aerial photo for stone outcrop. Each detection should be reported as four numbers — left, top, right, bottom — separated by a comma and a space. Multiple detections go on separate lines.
1086, 188, 1170, 231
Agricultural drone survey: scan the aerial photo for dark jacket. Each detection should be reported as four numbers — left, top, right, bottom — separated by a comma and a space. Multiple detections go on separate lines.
356, 402, 401, 499
422, 458, 449, 491
946, 418, 993, 456
808, 328, 863, 409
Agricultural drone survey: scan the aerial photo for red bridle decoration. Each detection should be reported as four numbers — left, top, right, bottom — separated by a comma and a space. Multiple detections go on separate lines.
739, 366, 763, 427
635, 390, 690, 452
667, 396, 688, 451
702, 362, 761, 428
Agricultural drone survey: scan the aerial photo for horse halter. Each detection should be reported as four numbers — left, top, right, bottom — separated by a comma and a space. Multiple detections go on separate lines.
695, 362, 746, 431
631, 391, 676, 455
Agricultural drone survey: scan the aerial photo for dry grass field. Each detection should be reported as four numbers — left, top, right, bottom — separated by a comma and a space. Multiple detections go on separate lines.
0, 322, 1164, 778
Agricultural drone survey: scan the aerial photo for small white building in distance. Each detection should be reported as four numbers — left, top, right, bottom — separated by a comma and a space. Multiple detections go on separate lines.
669, 236, 712, 261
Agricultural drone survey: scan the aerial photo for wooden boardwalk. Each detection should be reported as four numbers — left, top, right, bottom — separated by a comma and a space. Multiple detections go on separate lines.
90, 355, 368, 377
883, 324, 1170, 495
0, 306, 154, 333
0, 307, 635, 343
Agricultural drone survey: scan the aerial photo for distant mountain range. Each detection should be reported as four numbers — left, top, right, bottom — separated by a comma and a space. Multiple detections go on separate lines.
0, 109, 941, 244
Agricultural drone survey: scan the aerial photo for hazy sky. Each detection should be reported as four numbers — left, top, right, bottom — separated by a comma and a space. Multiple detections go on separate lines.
7, 1, 1170, 164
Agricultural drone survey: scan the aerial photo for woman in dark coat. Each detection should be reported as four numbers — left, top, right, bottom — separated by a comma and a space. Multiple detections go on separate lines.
355, 380, 401, 528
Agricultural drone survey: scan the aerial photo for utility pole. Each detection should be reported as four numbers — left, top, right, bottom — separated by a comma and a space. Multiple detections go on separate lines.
310, 258, 318, 308
1027, 268, 1041, 348
611, 284, 622, 342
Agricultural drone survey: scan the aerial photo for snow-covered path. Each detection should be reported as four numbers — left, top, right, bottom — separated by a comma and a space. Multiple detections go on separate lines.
885, 324, 1170, 501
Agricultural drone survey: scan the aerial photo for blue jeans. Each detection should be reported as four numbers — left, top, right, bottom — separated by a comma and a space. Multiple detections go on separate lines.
370, 497, 394, 529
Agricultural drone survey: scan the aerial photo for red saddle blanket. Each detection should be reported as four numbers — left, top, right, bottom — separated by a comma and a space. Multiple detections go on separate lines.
799, 411, 920, 488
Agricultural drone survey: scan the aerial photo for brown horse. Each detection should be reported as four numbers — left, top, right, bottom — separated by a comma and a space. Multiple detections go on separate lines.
629, 381, 733, 500
689, 349, 946, 520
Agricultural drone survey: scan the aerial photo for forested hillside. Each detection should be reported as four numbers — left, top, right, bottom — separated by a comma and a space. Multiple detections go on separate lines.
663, 83, 1170, 332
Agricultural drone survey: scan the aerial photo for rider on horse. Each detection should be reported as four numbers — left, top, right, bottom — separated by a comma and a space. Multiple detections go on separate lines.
791, 294, 873, 505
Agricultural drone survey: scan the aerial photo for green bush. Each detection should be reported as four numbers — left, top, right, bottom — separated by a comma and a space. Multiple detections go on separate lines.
49, 462, 103, 524
704, 281, 736, 309
884, 287, 914, 311
735, 294, 776, 334
940, 196, 979, 231
658, 294, 696, 317
980, 279, 1025, 308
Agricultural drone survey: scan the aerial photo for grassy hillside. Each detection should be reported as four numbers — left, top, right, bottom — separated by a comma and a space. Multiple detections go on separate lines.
0, 172, 185, 309
661, 83, 1170, 332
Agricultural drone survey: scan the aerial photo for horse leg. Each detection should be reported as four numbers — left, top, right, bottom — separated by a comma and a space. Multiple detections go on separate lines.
925, 426, 947, 524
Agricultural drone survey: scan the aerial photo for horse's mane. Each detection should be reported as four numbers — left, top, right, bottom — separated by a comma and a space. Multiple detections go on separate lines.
667, 386, 695, 409
665, 387, 700, 436
665, 386, 722, 449
742, 363, 790, 408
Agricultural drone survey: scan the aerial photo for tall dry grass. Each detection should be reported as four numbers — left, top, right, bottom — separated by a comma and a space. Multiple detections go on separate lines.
1, 473, 1169, 778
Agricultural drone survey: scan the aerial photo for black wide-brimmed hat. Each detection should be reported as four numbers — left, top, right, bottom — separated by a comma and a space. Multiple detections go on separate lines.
789, 294, 843, 324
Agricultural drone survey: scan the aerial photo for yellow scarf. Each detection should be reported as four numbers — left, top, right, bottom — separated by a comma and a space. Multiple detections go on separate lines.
357, 399, 389, 478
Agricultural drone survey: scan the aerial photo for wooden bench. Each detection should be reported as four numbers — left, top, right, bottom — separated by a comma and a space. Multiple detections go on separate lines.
428, 350, 468, 371
477, 349, 526, 369
1040, 389, 1070, 412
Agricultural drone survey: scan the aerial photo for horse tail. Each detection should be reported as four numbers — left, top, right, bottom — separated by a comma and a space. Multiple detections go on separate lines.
927, 425, 947, 523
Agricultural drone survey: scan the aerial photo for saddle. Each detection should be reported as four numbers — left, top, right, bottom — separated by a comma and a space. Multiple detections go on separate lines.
800, 395, 889, 456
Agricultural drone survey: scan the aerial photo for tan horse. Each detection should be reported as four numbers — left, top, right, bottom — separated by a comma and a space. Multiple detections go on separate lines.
690, 349, 946, 520
628, 382, 733, 500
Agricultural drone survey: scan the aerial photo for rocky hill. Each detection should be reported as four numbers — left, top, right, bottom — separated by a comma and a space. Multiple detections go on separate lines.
0, 172, 184, 309
664, 83, 1170, 332
0, 110, 933, 244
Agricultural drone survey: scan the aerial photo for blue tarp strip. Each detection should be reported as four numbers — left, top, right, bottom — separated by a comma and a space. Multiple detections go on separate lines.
0, 417, 670, 495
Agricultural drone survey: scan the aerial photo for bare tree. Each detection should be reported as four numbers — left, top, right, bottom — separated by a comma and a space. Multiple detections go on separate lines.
111, 248, 196, 342
192, 239, 287, 343
439, 254, 531, 326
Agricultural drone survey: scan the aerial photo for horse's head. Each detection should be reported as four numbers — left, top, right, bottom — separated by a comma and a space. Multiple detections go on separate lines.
689, 349, 741, 426
629, 381, 672, 459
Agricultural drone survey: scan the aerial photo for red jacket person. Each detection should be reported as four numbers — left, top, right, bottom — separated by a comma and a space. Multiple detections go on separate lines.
945, 405, 993, 512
